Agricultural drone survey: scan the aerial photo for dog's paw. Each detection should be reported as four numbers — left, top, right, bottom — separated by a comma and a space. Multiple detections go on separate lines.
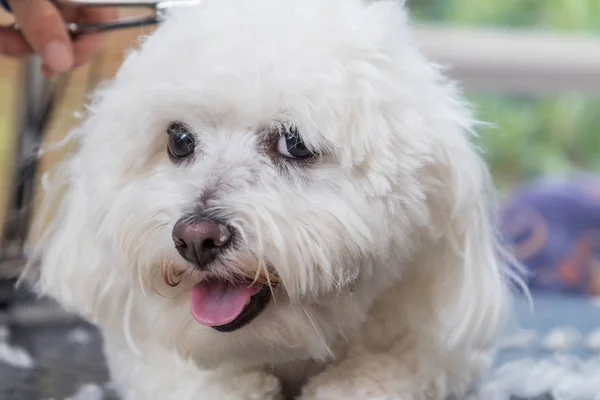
204, 369, 283, 400
298, 352, 425, 400
121, 369, 283, 400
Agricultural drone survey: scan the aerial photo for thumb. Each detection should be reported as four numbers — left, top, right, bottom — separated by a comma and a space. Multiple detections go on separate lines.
8, 0, 74, 74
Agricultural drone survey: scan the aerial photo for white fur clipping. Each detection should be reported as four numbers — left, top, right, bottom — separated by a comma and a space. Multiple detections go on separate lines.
542, 327, 582, 352
585, 329, 600, 352
475, 356, 600, 400
0, 325, 34, 369
65, 383, 104, 400
66, 327, 92, 345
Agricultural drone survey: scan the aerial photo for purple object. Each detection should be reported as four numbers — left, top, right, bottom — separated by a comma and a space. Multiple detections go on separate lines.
499, 177, 600, 296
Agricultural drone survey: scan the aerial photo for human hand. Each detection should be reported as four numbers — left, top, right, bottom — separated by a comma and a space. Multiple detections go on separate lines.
0, 0, 117, 75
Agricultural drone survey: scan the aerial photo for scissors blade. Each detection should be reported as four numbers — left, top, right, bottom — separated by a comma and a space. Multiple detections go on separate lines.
60, 0, 203, 35
55, 0, 159, 7
66, 15, 160, 35
56, 0, 202, 9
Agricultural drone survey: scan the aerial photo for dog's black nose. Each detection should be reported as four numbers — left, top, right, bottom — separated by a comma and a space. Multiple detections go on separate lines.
172, 218, 232, 268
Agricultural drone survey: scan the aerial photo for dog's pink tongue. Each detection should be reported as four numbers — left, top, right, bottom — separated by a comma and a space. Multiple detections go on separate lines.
190, 279, 259, 326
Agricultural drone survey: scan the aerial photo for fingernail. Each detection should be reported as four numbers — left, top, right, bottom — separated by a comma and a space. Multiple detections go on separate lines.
42, 41, 73, 74
41, 65, 56, 78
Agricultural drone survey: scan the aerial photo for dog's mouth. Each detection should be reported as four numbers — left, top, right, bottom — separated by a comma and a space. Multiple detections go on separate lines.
190, 277, 272, 333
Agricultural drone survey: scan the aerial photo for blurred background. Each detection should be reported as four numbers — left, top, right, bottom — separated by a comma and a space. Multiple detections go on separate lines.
413, 0, 600, 191
412, 0, 600, 299
0, 1, 599, 399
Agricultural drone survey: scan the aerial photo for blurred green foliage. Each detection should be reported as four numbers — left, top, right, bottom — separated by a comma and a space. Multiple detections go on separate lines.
409, 0, 600, 191
469, 94, 600, 190
409, 0, 600, 31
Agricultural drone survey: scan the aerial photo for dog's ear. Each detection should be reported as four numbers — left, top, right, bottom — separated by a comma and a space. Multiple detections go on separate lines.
24, 132, 129, 323
420, 124, 519, 351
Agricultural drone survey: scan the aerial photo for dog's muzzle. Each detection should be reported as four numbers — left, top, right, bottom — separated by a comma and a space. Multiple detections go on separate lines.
171, 216, 274, 332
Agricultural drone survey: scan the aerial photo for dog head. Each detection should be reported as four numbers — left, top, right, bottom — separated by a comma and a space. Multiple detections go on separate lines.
32, 0, 509, 366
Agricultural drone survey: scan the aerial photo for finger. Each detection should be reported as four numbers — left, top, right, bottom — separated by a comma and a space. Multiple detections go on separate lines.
42, 62, 64, 77
0, 27, 33, 57
8, 0, 74, 74
71, 7, 117, 68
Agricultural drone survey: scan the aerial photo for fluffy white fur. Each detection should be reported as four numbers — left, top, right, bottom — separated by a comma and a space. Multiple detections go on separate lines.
27, 0, 516, 398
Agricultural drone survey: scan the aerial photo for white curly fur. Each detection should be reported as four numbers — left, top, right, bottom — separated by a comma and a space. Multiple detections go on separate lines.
26, 0, 517, 398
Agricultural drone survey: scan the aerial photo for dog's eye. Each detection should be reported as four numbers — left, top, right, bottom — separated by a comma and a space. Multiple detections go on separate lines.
276, 126, 313, 159
167, 122, 195, 160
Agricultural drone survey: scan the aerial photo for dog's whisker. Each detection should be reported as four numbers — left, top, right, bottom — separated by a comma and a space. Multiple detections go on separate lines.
182, 317, 195, 336
123, 292, 143, 358
301, 307, 334, 360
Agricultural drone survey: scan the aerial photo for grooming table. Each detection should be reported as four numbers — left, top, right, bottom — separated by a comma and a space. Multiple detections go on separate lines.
0, 291, 598, 400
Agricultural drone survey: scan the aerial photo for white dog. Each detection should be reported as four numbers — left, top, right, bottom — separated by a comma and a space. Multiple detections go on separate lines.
28, 0, 516, 398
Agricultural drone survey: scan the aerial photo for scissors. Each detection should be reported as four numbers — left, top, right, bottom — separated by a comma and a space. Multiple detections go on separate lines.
8, 0, 203, 37
0, 0, 202, 271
